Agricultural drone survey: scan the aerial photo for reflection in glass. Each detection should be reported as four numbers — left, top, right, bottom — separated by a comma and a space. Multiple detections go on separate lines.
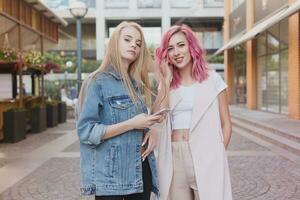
280, 49, 288, 114
195, 31, 222, 49
256, 20, 288, 114
267, 33, 279, 54
266, 54, 279, 113
257, 56, 267, 110
233, 46, 246, 105
257, 33, 266, 56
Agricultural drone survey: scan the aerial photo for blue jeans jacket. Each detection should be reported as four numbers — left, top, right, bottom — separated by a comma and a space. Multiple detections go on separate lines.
76, 66, 159, 196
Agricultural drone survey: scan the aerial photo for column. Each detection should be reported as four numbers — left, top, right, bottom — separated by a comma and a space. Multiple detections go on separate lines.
224, 0, 235, 104
288, 0, 300, 119
96, 0, 105, 60
161, 0, 171, 33
246, 0, 257, 109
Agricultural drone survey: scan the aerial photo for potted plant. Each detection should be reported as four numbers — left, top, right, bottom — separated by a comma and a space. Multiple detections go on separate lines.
30, 103, 47, 133
57, 101, 67, 123
3, 107, 28, 143
46, 100, 58, 127
0, 48, 18, 63
23, 50, 45, 71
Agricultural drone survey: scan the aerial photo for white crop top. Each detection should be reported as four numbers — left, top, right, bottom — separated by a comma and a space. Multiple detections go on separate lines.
172, 83, 197, 130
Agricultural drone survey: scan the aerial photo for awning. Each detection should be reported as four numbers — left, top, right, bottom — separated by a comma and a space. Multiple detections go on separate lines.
213, 0, 300, 56
212, 31, 245, 56
232, 0, 300, 47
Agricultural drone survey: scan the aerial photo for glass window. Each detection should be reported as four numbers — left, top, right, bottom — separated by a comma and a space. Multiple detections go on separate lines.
196, 31, 222, 49
257, 33, 266, 56
170, 0, 195, 8
257, 56, 267, 110
105, 0, 129, 8
280, 18, 288, 50
266, 54, 280, 113
280, 49, 288, 114
256, 21, 288, 114
204, 0, 223, 8
266, 24, 280, 54
138, 0, 161, 8
233, 46, 246, 105
46, 0, 69, 9
232, 0, 245, 11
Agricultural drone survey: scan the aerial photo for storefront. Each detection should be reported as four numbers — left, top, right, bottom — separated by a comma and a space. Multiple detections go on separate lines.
256, 19, 288, 114
0, 0, 67, 141
218, 0, 300, 119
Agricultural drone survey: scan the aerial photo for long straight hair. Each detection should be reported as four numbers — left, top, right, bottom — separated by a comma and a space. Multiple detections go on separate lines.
155, 24, 208, 89
78, 21, 153, 111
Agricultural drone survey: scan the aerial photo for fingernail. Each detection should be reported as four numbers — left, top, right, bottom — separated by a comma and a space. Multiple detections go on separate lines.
142, 142, 145, 146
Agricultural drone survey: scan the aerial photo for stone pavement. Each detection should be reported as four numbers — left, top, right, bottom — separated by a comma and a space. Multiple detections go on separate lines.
0, 120, 300, 200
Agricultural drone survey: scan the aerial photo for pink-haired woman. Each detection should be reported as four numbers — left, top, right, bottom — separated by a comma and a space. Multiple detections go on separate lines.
153, 24, 233, 200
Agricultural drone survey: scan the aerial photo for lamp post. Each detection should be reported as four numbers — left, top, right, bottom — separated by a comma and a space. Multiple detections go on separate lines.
69, 1, 88, 94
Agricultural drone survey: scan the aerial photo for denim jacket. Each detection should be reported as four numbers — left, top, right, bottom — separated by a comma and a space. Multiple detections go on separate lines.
76, 66, 159, 196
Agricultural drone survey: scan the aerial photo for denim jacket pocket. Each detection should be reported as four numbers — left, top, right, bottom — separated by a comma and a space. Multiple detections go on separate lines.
104, 143, 119, 178
108, 95, 135, 123
109, 95, 134, 110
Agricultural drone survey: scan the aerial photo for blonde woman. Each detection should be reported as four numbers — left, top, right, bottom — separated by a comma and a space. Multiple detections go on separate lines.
154, 24, 233, 200
77, 21, 161, 200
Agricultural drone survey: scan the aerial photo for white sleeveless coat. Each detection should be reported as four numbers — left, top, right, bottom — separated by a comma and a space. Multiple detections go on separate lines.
157, 70, 233, 200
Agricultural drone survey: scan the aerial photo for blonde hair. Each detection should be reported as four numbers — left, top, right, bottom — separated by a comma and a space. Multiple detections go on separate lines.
78, 21, 153, 112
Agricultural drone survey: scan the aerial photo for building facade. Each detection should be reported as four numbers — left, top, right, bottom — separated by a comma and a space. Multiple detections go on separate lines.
220, 0, 300, 119
44, 0, 224, 60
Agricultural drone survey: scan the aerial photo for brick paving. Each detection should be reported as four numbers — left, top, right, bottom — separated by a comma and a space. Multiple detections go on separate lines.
0, 121, 299, 200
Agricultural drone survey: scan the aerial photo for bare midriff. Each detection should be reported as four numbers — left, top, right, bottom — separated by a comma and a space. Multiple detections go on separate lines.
171, 129, 189, 141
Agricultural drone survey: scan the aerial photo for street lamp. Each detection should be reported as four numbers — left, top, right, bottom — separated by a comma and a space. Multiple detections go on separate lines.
69, 1, 88, 94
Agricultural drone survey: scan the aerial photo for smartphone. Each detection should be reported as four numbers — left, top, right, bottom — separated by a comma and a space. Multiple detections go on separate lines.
152, 108, 171, 116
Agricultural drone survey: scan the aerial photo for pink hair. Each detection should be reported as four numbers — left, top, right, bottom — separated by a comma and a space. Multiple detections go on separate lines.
155, 24, 208, 89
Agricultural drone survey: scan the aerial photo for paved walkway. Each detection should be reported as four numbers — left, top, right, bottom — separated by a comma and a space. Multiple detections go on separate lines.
0, 118, 299, 200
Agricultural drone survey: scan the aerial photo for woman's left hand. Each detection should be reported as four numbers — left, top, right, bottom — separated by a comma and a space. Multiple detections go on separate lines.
141, 129, 158, 161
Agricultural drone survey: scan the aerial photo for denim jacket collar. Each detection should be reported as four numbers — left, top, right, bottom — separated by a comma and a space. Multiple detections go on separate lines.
105, 64, 138, 90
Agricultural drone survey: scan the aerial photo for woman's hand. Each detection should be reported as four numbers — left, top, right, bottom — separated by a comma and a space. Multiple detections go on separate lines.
128, 113, 162, 130
141, 129, 158, 161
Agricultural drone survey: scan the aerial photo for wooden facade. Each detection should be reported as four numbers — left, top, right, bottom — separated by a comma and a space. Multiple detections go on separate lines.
0, 0, 66, 140
0, 0, 60, 43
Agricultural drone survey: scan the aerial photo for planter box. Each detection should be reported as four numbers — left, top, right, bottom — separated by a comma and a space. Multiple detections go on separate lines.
3, 110, 28, 143
30, 106, 47, 133
57, 102, 67, 123
46, 104, 58, 127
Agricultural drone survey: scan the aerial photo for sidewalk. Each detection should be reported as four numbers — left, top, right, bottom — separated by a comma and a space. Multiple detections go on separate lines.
0, 111, 299, 199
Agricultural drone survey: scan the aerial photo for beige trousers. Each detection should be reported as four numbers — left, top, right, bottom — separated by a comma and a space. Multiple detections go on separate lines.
169, 142, 200, 200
